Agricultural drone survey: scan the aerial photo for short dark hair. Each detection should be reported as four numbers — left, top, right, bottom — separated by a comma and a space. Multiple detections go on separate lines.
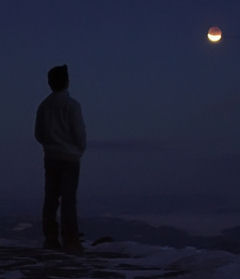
48, 64, 69, 92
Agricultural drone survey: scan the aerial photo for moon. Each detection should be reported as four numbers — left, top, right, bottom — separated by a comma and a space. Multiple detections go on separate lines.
207, 26, 222, 43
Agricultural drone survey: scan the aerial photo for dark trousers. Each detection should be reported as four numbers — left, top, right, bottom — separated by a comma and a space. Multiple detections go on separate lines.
43, 158, 80, 243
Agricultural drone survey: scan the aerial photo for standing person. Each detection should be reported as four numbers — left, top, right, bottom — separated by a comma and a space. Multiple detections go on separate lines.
35, 65, 86, 252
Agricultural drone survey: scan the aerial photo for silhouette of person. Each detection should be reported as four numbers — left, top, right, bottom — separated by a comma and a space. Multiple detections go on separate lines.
35, 65, 86, 252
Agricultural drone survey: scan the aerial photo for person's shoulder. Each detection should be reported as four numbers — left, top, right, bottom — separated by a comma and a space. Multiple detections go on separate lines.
37, 95, 51, 110
68, 96, 82, 110
39, 93, 53, 105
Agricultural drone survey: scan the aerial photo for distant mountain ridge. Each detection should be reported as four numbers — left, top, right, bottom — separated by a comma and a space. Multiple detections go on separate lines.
1, 216, 240, 254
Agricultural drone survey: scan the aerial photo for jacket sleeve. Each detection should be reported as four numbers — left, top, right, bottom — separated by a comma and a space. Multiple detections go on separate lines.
34, 105, 45, 144
69, 101, 87, 154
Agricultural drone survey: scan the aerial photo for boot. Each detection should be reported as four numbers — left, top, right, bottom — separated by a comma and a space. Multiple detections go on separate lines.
43, 238, 62, 250
62, 238, 85, 254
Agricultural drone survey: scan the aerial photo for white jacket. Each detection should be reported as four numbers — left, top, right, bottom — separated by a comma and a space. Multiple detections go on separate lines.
35, 90, 86, 161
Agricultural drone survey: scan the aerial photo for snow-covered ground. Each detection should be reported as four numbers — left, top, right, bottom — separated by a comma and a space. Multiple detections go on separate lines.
1, 210, 240, 278
1, 238, 240, 279
88, 241, 240, 279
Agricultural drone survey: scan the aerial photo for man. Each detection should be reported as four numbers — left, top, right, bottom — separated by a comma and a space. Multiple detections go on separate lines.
35, 65, 86, 252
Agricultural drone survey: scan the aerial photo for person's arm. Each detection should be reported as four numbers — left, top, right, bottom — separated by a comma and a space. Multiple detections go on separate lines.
69, 101, 87, 154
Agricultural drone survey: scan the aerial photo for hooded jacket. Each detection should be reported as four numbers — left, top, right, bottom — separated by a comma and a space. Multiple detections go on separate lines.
35, 90, 86, 161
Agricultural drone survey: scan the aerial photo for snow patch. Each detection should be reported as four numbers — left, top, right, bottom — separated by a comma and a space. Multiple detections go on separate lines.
2, 270, 23, 279
12, 222, 33, 231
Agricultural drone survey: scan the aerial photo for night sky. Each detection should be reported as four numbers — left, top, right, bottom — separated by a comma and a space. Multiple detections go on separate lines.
1, 0, 240, 212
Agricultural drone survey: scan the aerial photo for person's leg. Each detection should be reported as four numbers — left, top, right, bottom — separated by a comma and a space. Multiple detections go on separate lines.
43, 158, 61, 248
60, 160, 81, 249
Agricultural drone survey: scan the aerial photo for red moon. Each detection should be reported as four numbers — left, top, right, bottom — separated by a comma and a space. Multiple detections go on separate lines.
207, 26, 222, 42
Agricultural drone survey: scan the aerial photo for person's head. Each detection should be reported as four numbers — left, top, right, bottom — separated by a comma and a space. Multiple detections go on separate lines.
48, 64, 69, 92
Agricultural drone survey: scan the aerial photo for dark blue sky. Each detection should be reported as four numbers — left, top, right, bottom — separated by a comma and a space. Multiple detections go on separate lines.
0, 0, 239, 146
0, 0, 240, 213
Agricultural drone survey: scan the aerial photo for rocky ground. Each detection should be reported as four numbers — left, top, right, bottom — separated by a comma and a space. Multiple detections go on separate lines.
0, 245, 183, 279
0, 241, 239, 279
